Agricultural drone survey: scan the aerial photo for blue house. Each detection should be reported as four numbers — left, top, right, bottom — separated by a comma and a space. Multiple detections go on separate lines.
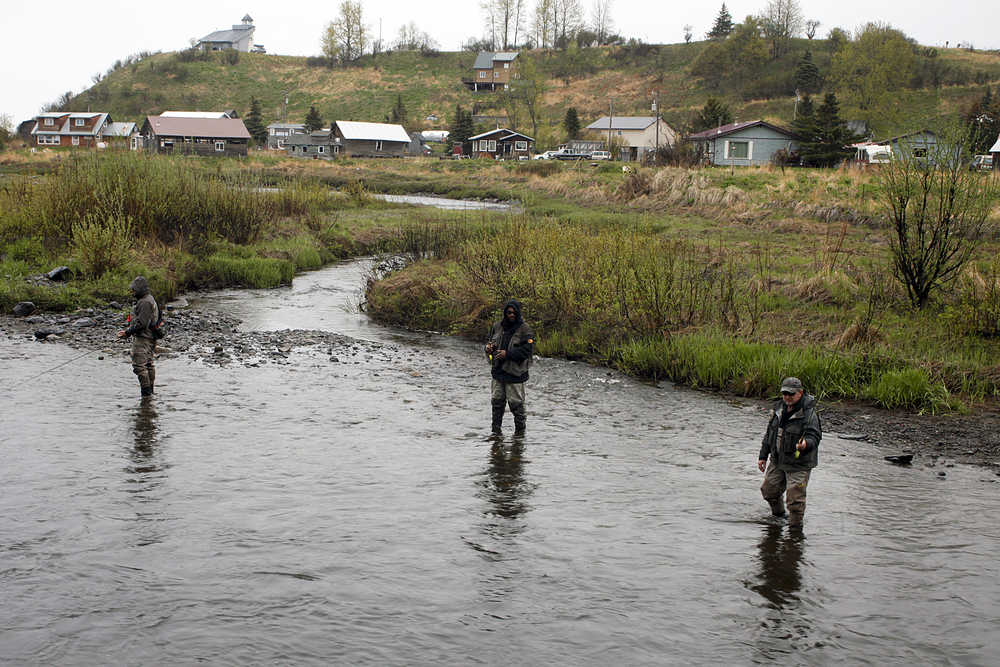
685, 120, 799, 166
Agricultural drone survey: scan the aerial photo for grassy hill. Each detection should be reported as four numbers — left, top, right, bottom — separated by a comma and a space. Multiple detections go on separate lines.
65, 40, 1000, 149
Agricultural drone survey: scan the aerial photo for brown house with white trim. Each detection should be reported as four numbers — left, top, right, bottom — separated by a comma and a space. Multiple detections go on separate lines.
141, 116, 251, 157
31, 112, 112, 148
468, 128, 534, 159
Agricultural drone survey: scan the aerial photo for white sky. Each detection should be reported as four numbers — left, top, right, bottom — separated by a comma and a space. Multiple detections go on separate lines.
2, 0, 997, 125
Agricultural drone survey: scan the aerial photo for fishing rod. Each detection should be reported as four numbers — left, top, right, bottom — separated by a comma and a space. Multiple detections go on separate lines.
10, 348, 95, 389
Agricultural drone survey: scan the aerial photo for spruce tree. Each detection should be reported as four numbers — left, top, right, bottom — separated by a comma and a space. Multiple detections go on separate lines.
390, 94, 408, 126
244, 97, 268, 146
564, 107, 581, 139
792, 94, 818, 166
794, 50, 822, 95
707, 4, 734, 40
694, 97, 733, 132
450, 104, 475, 153
304, 106, 324, 132
812, 92, 855, 167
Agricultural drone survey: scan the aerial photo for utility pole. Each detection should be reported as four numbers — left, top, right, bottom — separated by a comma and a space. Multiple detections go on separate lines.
608, 98, 614, 155
652, 91, 659, 162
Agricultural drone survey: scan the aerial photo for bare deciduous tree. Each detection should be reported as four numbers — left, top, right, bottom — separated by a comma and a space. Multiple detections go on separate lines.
683, 24, 693, 44
759, 0, 803, 58
877, 126, 1000, 307
590, 0, 614, 45
805, 19, 820, 39
482, 0, 527, 50
532, 0, 556, 48
394, 22, 438, 51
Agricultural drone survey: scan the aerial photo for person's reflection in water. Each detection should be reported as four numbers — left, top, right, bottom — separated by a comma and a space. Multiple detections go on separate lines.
751, 524, 805, 608
131, 400, 160, 460
125, 401, 168, 547
485, 441, 531, 523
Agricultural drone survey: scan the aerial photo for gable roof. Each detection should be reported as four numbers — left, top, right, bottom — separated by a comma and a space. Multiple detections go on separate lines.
161, 111, 235, 119
685, 120, 796, 141
586, 116, 660, 131
990, 135, 1000, 153
103, 122, 137, 137
335, 120, 411, 143
875, 129, 937, 145
198, 25, 253, 44
32, 113, 110, 136
468, 127, 534, 142
493, 52, 518, 62
144, 116, 251, 139
473, 52, 494, 69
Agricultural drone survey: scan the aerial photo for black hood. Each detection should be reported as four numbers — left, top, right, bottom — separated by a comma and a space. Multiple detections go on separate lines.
129, 276, 150, 299
501, 299, 523, 329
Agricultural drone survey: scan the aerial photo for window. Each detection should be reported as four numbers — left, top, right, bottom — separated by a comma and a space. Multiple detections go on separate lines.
503, 63, 509, 69
514, 140, 527, 151
215, 141, 225, 151
912, 147, 928, 158
504, 84, 509, 90
71, 136, 80, 146
726, 140, 750, 160
479, 71, 487, 79
318, 146, 324, 153
38, 135, 60, 145
488, 140, 497, 152
130, 137, 138, 150
74, 118, 85, 127
494, 71, 499, 78
44, 118, 55, 126
375, 140, 384, 151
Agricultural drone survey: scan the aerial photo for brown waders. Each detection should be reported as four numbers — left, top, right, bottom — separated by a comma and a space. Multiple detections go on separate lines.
132, 336, 156, 397
491, 380, 526, 435
761, 460, 810, 527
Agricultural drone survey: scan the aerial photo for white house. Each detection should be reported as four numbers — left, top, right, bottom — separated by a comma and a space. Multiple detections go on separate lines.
584, 116, 677, 162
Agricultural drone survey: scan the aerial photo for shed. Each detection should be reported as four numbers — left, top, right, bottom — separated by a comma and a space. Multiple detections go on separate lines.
285, 131, 335, 159
685, 120, 799, 167
332, 121, 411, 157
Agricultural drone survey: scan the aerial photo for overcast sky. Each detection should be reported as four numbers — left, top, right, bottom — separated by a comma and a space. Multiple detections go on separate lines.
2, 0, 997, 125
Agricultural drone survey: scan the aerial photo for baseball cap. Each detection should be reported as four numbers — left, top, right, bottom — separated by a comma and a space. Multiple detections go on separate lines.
780, 377, 803, 393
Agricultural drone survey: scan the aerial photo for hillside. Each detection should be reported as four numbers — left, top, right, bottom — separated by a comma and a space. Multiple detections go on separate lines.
64, 40, 1000, 149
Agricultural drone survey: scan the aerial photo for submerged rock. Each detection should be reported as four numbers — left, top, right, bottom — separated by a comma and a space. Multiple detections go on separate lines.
34, 328, 66, 339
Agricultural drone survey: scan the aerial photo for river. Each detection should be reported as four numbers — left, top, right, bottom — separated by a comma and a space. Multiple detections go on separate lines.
2, 259, 998, 665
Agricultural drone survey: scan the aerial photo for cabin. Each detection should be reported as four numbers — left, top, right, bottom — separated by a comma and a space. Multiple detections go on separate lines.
685, 120, 799, 167
141, 116, 251, 157
468, 128, 534, 159
332, 121, 411, 157
196, 15, 255, 52
30, 112, 112, 148
584, 116, 677, 162
267, 123, 307, 150
285, 130, 335, 159
464, 52, 519, 91
103, 121, 141, 150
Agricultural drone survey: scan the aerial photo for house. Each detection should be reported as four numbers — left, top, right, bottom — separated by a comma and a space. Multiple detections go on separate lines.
267, 123, 306, 150
990, 135, 1000, 170
30, 112, 112, 148
685, 120, 799, 167
464, 51, 519, 91
468, 128, 534, 159
161, 110, 239, 119
285, 130, 334, 159
873, 130, 950, 164
141, 116, 251, 157
584, 116, 678, 162
332, 121, 411, 157
17, 119, 36, 143
196, 15, 255, 52
103, 121, 141, 150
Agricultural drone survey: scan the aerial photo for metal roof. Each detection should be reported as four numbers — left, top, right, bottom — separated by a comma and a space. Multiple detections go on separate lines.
31, 113, 109, 136
468, 127, 534, 142
685, 120, 796, 141
197, 25, 253, 44
585, 116, 657, 131
267, 123, 306, 129
335, 121, 411, 143
161, 111, 233, 119
494, 52, 518, 61
144, 116, 251, 139
103, 122, 136, 137
473, 52, 494, 69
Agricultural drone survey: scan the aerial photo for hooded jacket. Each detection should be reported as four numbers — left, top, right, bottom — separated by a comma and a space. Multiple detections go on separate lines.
124, 276, 159, 339
759, 393, 821, 471
487, 299, 534, 383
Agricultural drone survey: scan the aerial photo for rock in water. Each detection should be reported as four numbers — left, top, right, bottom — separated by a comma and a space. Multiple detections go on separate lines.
34, 328, 66, 339
72, 318, 97, 328
12, 302, 36, 317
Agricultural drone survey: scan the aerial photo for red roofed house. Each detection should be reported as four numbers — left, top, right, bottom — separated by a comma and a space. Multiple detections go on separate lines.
140, 116, 251, 157
30, 112, 112, 148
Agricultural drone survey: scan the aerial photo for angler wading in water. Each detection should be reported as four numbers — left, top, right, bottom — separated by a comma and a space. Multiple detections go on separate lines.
117, 276, 160, 398
485, 299, 534, 437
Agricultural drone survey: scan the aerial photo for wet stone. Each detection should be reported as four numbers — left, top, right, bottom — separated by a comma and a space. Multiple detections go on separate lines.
72, 318, 97, 328
47, 266, 72, 281
12, 302, 35, 317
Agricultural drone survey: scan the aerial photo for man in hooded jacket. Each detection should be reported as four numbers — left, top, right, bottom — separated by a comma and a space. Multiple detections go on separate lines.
485, 300, 535, 436
757, 377, 821, 529
117, 276, 159, 397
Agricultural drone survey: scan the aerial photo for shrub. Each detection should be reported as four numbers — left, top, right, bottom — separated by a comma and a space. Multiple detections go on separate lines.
203, 254, 295, 288
72, 213, 133, 278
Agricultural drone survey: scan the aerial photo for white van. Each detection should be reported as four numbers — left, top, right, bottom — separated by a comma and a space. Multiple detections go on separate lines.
590, 151, 611, 160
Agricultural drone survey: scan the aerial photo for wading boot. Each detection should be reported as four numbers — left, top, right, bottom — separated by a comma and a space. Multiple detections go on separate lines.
768, 499, 786, 518
491, 400, 505, 435
148, 368, 155, 394
511, 403, 526, 437
140, 385, 153, 398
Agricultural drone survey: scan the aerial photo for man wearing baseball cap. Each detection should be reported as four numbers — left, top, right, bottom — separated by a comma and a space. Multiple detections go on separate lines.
757, 377, 822, 529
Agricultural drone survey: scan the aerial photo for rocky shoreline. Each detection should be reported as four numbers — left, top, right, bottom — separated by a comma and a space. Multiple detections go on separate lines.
4, 299, 999, 473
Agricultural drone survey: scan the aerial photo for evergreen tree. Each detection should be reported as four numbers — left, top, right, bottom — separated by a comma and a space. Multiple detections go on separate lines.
564, 107, 581, 139
693, 97, 733, 132
792, 94, 818, 165
811, 92, 855, 167
449, 104, 475, 153
244, 97, 268, 146
964, 86, 1000, 153
304, 106, 324, 132
794, 50, 822, 95
707, 3, 734, 40
390, 94, 408, 126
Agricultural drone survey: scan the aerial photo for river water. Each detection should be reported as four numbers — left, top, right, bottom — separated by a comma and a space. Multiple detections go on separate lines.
2, 260, 999, 665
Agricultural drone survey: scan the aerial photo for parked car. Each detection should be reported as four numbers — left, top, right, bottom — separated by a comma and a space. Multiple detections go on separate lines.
590, 151, 611, 160
971, 154, 993, 171
533, 150, 562, 160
